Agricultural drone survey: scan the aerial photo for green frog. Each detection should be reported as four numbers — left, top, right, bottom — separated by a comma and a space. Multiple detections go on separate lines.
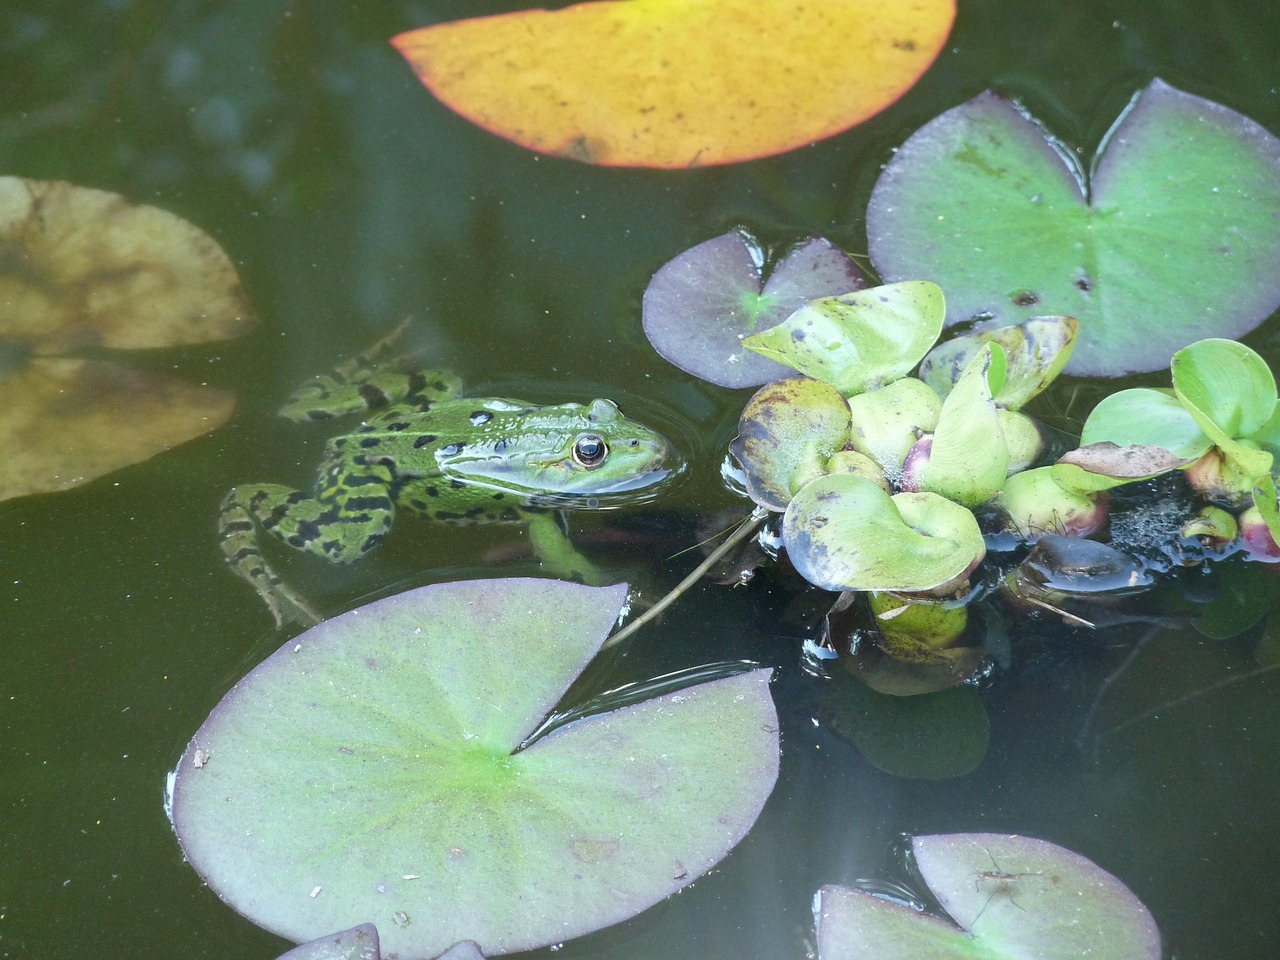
219, 325, 678, 626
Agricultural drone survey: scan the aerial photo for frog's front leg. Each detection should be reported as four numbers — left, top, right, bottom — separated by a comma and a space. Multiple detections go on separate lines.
218, 480, 395, 626
525, 511, 611, 585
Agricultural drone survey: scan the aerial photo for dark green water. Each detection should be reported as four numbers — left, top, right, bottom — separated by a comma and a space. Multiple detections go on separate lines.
2, 1, 1278, 958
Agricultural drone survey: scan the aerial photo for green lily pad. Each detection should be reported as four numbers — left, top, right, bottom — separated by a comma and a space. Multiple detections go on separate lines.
642, 231, 866, 388
815, 833, 1160, 959
867, 80, 1280, 376
276, 923, 381, 960
782, 473, 985, 592
743, 280, 944, 395
170, 579, 779, 958
729, 376, 854, 510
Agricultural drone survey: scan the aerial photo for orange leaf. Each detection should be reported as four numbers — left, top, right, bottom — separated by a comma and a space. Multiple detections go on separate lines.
392, 0, 955, 168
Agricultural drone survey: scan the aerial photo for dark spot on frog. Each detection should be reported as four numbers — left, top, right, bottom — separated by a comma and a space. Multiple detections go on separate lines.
386, 421, 411, 432
1011, 290, 1040, 306
306, 410, 334, 421
413, 434, 437, 448
359, 437, 381, 449
345, 495, 392, 512
286, 490, 308, 504
492, 492, 506, 500
407, 372, 428, 393
470, 411, 493, 425
357, 383, 389, 408
343, 473, 383, 487
410, 498, 428, 510
499, 506, 521, 522
450, 479, 466, 489
425, 485, 439, 497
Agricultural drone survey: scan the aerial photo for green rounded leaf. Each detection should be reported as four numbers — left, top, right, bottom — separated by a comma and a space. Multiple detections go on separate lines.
911, 343, 1009, 506
782, 473, 984, 592
847, 376, 943, 478
170, 579, 779, 958
868, 80, 1280, 376
1171, 338, 1276, 478
729, 376, 853, 510
743, 280, 944, 394
1080, 388, 1211, 459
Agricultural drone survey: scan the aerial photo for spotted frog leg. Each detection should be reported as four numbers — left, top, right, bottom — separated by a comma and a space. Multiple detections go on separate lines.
220, 333, 460, 627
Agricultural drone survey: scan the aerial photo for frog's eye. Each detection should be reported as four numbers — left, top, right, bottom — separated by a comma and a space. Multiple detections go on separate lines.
573, 434, 609, 468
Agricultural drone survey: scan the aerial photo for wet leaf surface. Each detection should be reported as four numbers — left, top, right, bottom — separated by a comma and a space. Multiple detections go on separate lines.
867, 80, 1280, 376
171, 579, 779, 958
393, 0, 955, 168
642, 232, 866, 388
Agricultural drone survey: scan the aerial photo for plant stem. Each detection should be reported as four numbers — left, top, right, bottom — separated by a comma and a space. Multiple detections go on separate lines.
605, 506, 768, 648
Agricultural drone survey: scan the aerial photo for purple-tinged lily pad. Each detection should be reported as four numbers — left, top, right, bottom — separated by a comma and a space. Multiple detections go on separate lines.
867, 80, 1280, 376
275, 923, 381, 960
815, 833, 1160, 960
642, 230, 866, 388
170, 579, 778, 958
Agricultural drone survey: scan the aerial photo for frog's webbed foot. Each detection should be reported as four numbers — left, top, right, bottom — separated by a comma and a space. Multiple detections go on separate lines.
278, 319, 461, 422
219, 489, 324, 627
526, 511, 613, 586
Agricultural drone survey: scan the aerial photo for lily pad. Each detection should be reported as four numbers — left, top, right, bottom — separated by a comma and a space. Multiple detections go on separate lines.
642, 232, 867, 388
392, 0, 955, 168
867, 80, 1280, 376
275, 924, 381, 960
170, 579, 778, 958
0, 177, 252, 500
782, 473, 985, 593
744, 280, 945, 395
815, 833, 1160, 960
729, 377, 854, 510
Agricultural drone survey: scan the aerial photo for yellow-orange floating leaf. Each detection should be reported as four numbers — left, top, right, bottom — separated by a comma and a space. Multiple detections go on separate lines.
392, 0, 955, 168
0, 177, 255, 352
0, 358, 235, 502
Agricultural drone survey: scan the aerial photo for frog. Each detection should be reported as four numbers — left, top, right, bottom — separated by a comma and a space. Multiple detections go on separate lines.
219, 323, 678, 626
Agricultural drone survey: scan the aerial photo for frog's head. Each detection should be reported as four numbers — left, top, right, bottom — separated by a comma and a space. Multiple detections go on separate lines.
447, 397, 681, 507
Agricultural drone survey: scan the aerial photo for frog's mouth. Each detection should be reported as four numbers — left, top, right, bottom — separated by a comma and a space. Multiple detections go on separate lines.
526, 462, 685, 510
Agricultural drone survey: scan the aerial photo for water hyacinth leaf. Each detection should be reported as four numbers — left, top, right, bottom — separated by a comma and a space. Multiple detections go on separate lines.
997, 467, 1107, 540
1251, 474, 1280, 546
1171, 338, 1276, 478
0, 358, 235, 501
1051, 442, 1192, 494
0, 177, 255, 351
846, 376, 943, 479
782, 474, 984, 592
912, 834, 1161, 958
729, 377, 854, 510
744, 281, 945, 395
642, 231, 867, 388
910, 343, 1009, 507
275, 924, 381, 960
392, 0, 955, 168
1080, 388, 1211, 459
867, 80, 1280, 376
170, 579, 779, 958
919, 316, 1078, 409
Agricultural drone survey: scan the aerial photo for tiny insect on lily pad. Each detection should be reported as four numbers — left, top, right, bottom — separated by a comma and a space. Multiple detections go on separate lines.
867, 80, 1280, 376
0, 177, 253, 501
392, 0, 956, 168
169, 579, 779, 959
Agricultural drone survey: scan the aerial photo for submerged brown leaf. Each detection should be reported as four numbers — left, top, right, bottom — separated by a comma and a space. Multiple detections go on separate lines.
0, 358, 235, 501
0, 177, 253, 501
0, 176, 254, 352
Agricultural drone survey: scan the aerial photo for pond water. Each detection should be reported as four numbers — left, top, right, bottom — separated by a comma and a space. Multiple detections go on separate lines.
2, 1, 1279, 958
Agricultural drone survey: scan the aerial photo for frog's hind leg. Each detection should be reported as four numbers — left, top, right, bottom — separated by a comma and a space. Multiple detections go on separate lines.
219, 486, 324, 627
278, 320, 461, 422
219, 480, 397, 626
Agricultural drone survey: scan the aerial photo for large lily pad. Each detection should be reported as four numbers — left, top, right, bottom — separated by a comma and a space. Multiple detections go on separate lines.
170, 579, 778, 958
392, 0, 955, 168
867, 80, 1280, 376
815, 833, 1160, 959
642, 231, 867, 388
0, 177, 252, 501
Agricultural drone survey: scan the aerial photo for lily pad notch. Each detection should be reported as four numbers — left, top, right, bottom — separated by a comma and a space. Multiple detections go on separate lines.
169, 578, 780, 958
